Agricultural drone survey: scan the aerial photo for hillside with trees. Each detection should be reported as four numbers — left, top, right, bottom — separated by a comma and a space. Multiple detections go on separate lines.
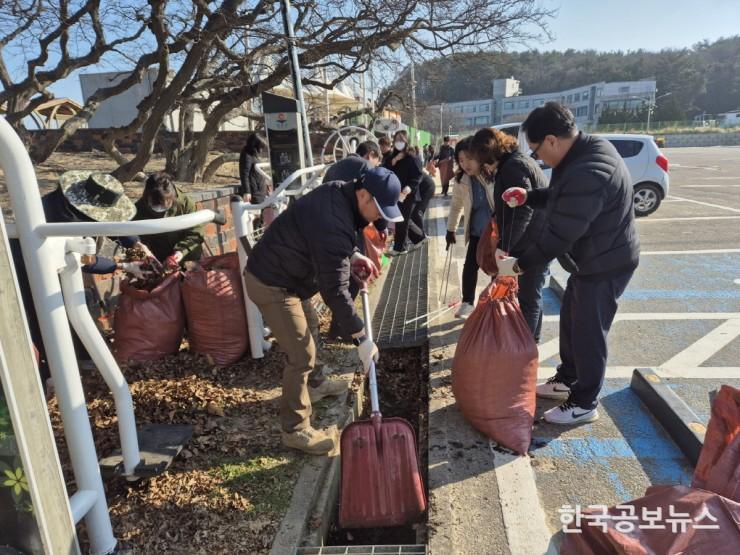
397, 36, 740, 123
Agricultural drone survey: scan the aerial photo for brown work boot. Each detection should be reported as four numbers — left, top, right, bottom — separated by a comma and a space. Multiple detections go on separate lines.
281, 426, 337, 456
308, 378, 348, 403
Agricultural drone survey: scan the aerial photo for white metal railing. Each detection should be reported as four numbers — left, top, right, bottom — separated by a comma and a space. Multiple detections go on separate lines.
0, 117, 225, 555
231, 163, 327, 359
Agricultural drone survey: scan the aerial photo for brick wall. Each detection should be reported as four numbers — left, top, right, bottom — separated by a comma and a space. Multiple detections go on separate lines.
28, 129, 333, 155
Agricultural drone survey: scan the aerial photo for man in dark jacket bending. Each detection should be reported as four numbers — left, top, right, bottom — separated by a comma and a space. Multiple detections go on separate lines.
244, 167, 403, 454
498, 102, 639, 425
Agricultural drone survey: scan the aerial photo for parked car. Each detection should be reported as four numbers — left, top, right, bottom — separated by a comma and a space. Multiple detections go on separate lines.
493, 124, 670, 217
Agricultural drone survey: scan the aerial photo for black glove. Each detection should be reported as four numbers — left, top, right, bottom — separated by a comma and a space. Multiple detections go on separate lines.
445, 231, 456, 251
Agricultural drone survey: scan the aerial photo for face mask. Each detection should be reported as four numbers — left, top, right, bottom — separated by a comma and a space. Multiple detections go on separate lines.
150, 204, 168, 213
394, 141, 406, 151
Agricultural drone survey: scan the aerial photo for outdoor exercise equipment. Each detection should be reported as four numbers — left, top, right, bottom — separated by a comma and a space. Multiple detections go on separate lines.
320, 125, 378, 165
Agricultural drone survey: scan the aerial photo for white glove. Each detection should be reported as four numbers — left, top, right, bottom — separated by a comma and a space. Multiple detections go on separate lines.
357, 338, 379, 374
496, 255, 522, 276
120, 261, 149, 279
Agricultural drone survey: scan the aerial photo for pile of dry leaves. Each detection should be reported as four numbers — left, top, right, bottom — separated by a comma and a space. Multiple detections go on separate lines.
47, 311, 355, 553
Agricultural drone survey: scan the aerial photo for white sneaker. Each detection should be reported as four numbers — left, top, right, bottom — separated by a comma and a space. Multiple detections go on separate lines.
544, 400, 599, 425
387, 248, 408, 256
536, 375, 572, 400
454, 302, 475, 319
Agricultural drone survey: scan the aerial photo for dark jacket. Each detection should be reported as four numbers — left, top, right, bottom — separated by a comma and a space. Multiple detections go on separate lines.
238, 149, 268, 203
493, 151, 548, 257
246, 181, 366, 335
435, 144, 454, 162
39, 187, 135, 273
134, 186, 204, 263
384, 150, 423, 194
518, 133, 640, 279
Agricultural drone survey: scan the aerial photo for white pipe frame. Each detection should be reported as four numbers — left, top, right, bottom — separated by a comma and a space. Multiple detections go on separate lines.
231, 164, 326, 358
0, 117, 224, 554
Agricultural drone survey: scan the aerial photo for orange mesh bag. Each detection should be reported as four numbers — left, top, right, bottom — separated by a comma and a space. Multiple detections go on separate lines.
692, 385, 740, 502
182, 252, 248, 367
363, 223, 385, 276
476, 218, 499, 276
114, 273, 184, 363
451, 277, 538, 454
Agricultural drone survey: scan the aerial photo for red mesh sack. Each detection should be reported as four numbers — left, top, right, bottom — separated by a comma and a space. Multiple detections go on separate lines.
114, 273, 184, 363
476, 219, 499, 276
363, 223, 385, 276
182, 253, 248, 367
561, 485, 740, 555
451, 278, 538, 454
692, 385, 740, 502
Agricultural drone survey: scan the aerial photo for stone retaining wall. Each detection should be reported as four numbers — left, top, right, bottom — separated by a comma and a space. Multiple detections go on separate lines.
661, 131, 740, 148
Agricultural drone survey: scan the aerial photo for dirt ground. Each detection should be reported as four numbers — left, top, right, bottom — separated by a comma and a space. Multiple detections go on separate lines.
0, 151, 242, 222
47, 307, 358, 554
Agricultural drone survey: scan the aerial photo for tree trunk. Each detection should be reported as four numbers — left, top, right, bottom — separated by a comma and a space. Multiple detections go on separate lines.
202, 152, 239, 183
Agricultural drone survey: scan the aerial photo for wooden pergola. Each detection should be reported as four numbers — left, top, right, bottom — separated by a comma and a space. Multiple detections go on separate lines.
0, 98, 82, 129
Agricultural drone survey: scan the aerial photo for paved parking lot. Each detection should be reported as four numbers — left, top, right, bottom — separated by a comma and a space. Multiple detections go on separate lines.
427, 145, 740, 553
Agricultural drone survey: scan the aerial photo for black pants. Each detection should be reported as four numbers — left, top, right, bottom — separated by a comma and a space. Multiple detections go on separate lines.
555, 270, 634, 409
441, 180, 451, 196
517, 263, 550, 343
408, 179, 435, 244
461, 236, 480, 304
393, 194, 416, 251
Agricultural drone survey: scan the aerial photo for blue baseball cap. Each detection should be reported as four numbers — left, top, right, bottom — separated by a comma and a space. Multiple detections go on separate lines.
360, 166, 403, 222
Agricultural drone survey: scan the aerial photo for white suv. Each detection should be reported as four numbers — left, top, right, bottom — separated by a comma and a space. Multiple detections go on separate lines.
494, 124, 670, 217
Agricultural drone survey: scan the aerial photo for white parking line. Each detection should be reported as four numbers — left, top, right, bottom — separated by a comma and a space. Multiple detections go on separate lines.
662, 318, 740, 368
537, 367, 740, 379
666, 195, 740, 213
543, 312, 740, 323
641, 248, 740, 255
637, 216, 740, 222
491, 444, 557, 554
538, 337, 560, 362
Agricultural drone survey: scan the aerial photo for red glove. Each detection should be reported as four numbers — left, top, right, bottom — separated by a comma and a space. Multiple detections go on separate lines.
350, 252, 379, 283
164, 251, 183, 269
502, 187, 527, 208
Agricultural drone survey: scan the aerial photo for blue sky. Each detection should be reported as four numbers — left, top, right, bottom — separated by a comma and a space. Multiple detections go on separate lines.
47, 0, 740, 103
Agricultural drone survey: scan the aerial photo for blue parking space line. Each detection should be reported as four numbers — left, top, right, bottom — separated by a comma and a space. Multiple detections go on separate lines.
532, 382, 694, 500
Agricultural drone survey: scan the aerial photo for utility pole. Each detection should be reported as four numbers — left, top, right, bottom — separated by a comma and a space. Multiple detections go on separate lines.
439, 103, 444, 145
360, 71, 368, 127
410, 62, 418, 144
280, 0, 313, 166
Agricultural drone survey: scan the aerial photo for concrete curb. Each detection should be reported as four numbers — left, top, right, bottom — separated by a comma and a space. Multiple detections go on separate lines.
548, 273, 566, 301
630, 368, 706, 465
269, 260, 389, 553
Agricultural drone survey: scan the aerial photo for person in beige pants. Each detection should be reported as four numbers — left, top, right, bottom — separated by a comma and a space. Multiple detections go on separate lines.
244, 167, 404, 455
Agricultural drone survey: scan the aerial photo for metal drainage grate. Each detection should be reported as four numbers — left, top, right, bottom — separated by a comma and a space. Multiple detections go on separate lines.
294, 546, 427, 555
372, 241, 428, 349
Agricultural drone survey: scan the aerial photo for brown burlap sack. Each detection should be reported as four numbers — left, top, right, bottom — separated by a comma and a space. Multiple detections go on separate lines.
561, 485, 740, 555
114, 273, 184, 363
182, 252, 248, 367
451, 278, 538, 454
692, 385, 740, 502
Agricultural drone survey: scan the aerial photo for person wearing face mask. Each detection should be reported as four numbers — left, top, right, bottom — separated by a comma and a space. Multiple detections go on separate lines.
134, 171, 205, 269
470, 127, 549, 342
384, 130, 423, 255
445, 136, 496, 319
434, 136, 456, 196
244, 167, 403, 455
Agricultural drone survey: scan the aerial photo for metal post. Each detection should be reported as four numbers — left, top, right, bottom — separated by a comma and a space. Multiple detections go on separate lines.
647, 92, 654, 133
439, 103, 444, 144
0, 117, 117, 555
410, 62, 418, 143
280, 0, 314, 166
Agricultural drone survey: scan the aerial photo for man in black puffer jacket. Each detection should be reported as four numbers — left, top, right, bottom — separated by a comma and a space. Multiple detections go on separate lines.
498, 102, 639, 425
244, 167, 403, 454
